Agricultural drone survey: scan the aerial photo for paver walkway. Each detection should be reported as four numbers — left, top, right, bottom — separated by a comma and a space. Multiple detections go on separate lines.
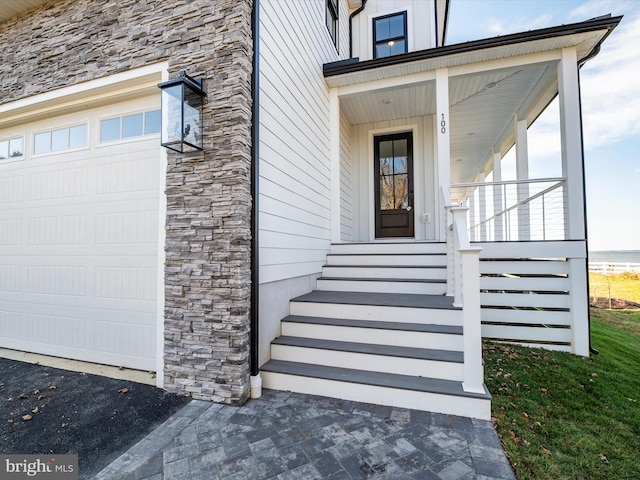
94, 389, 515, 480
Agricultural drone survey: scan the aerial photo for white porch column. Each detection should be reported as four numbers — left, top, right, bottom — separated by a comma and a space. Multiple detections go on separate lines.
558, 47, 586, 240
515, 115, 530, 240
492, 150, 504, 241
436, 68, 451, 240
329, 88, 341, 243
559, 47, 589, 356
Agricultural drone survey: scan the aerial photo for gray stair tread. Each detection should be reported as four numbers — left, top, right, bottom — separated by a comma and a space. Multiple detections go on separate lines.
272, 336, 463, 363
261, 360, 490, 400
328, 253, 445, 256
319, 277, 446, 284
292, 290, 460, 310
324, 265, 444, 269
282, 315, 463, 335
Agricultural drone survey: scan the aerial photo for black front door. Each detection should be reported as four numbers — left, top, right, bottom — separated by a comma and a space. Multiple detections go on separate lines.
374, 132, 414, 238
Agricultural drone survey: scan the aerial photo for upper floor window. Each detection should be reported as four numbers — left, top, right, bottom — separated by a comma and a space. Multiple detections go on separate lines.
0, 136, 24, 160
100, 110, 161, 143
373, 12, 408, 59
34, 124, 87, 155
326, 0, 339, 49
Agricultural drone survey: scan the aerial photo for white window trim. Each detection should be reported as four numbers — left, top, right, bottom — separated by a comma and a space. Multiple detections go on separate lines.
368, 7, 413, 61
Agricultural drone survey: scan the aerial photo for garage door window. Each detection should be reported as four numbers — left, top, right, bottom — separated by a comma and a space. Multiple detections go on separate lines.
100, 110, 161, 143
34, 124, 87, 155
0, 136, 24, 160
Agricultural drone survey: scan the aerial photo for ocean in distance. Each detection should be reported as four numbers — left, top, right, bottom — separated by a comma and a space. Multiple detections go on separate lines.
589, 250, 640, 264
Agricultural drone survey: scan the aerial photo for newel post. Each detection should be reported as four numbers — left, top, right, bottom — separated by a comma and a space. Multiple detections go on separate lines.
448, 206, 484, 394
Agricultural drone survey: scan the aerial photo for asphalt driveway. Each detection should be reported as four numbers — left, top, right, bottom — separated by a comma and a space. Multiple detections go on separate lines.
0, 357, 189, 479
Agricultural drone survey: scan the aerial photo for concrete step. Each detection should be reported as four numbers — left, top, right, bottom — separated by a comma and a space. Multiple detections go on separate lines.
316, 277, 447, 295
280, 315, 463, 350
289, 291, 462, 326
321, 265, 447, 280
330, 242, 446, 255
326, 253, 447, 266
261, 360, 491, 419
270, 336, 463, 380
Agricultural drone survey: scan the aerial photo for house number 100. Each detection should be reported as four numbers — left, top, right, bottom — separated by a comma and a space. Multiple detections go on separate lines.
440, 114, 446, 134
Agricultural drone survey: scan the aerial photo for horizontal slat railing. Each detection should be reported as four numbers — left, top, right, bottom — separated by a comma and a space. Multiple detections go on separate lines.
477, 241, 581, 352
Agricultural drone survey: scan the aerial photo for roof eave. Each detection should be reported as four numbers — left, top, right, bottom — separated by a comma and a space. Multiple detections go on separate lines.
324, 14, 622, 78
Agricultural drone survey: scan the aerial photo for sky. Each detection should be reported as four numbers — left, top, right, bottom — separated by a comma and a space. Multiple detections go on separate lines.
446, 0, 640, 251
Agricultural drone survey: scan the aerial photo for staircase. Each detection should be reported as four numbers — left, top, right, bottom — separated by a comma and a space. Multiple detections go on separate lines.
261, 242, 491, 419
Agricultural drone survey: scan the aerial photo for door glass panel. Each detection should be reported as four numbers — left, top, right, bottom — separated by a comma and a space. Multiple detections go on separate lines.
395, 174, 408, 209
379, 175, 394, 210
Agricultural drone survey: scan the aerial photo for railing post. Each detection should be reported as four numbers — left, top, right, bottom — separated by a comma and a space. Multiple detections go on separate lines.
460, 245, 484, 394
447, 205, 484, 394
447, 206, 467, 307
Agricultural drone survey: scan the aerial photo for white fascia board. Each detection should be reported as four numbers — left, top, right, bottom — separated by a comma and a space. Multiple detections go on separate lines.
0, 62, 169, 128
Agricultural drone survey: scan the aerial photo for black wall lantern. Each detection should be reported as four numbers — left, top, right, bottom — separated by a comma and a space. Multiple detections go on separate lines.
158, 70, 207, 153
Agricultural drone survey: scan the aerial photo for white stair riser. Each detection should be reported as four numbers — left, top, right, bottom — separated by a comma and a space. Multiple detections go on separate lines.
261, 371, 491, 420
326, 255, 447, 266
330, 243, 446, 255
289, 302, 462, 326
281, 322, 464, 351
322, 266, 447, 280
316, 279, 446, 295
271, 345, 464, 380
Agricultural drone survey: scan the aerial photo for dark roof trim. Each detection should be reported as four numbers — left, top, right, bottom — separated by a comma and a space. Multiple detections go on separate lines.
324, 14, 622, 77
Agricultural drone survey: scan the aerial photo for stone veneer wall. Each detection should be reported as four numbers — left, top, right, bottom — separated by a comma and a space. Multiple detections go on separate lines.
0, 0, 254, 405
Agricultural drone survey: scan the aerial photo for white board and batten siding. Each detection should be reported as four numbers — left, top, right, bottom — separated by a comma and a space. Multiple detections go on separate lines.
0, 95, 162, 371
259, 0, 350, 284
478, 241, 588, 353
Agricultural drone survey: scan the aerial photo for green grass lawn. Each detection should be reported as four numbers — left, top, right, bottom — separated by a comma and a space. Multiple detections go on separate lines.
484, 311, 640, 480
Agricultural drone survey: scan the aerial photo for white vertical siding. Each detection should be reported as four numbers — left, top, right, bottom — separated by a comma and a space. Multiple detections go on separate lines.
352, 0, 436, 61
339, 109, 353, 241
259, 0, 348, 284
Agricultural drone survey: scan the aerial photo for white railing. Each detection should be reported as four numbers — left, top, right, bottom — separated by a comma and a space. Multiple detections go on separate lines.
446, 205, 484, 394
450, 178, 566, 242
589, 262, 640, 274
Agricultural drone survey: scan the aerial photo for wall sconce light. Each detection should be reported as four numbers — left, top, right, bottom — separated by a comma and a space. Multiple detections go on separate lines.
158, 70, 207, 153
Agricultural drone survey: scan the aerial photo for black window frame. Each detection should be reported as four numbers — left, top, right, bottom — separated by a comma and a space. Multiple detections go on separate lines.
326, 0, 339, 50
373, 11, 408, 59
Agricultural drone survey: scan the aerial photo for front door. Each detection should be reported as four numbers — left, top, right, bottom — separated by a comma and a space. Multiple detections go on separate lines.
374, 132, 414, 238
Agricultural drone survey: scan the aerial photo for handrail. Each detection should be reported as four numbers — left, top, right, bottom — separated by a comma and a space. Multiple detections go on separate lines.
451, 177, 567, 242
474, 179, 564, 226
451, 177, 565, 188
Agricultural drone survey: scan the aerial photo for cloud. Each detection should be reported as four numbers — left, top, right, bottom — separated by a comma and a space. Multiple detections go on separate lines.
487, 14, 553, 36
569, 0, 632, 20
579, 6, 640, 149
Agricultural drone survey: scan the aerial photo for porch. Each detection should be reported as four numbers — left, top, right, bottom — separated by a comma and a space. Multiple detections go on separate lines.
259, 18, 616, 416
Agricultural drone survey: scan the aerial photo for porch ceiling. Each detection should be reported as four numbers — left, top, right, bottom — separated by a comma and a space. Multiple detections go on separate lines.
339, 62, 555, 184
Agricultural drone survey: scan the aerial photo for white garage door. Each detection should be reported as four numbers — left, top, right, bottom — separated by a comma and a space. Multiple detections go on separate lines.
0, 95, 162, 371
